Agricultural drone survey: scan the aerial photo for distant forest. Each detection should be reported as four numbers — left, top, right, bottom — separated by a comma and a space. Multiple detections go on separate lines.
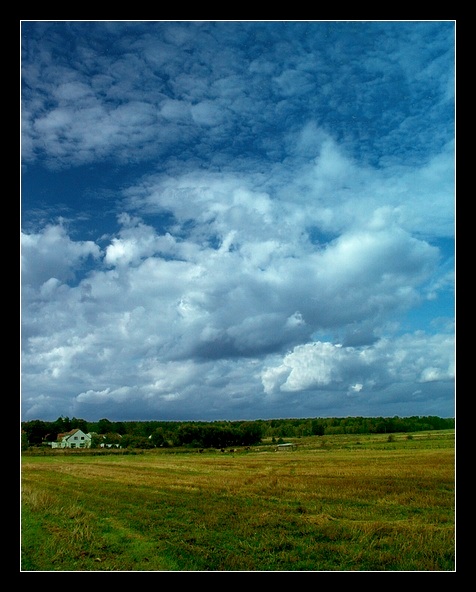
21, 415, 455, 450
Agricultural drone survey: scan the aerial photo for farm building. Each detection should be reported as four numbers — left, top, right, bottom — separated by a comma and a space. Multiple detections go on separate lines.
275, 443, 297, 451
51, 428, 92, 449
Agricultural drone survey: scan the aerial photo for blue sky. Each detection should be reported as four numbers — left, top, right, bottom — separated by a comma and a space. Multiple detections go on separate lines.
21, 21, 455, 422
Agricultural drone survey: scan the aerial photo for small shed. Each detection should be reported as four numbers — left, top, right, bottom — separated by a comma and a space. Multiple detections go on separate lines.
275, 442, 297, 451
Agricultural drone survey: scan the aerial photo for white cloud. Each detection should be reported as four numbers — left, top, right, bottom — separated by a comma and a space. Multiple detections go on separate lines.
104, 215, 165, 267
54, 81, 93, 102
262, 342, 336, 394
21, 22, 455, 421
261, 333, 455, 397
420, 367, 452, 382
160, 99, 191, 121
21, 224, 100, 288
190, 100, 226, 126
21, 190, 453, 419
21, 160, 446, 389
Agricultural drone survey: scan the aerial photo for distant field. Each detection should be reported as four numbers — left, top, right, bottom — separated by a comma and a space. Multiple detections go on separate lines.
21, 430, 455, 571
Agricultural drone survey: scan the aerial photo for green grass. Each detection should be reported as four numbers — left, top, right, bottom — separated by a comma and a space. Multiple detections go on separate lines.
21, 430, 455, 571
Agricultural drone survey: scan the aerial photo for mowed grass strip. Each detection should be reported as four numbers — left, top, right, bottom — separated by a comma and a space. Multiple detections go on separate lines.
21, 432, 455, 571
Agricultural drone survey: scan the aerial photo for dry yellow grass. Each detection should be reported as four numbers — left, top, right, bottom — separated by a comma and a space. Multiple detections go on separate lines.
21, 432, 455, 571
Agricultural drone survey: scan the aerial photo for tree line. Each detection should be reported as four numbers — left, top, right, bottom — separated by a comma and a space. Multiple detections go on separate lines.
21, 415, 455, 450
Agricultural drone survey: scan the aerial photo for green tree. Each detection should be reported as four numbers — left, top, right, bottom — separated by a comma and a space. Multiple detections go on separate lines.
104, 432, 122, 447
97, 418, 113, 434
239, 421, 263, 445
71, 417, 89, 432
175, 424, 204, 447
150, 428, 169, 447
51, 416, 70, 436
21, 430, 29, 451
22, 420, 49, 445
311, 419, 325, 436
121, 434, 154, 449
89, 433, 103, 449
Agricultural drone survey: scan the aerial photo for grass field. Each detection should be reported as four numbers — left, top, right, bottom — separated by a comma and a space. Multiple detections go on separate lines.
21, 430, 455, 571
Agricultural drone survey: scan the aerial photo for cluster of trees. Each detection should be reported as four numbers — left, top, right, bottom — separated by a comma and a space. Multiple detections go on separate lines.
21, 415, 455, 450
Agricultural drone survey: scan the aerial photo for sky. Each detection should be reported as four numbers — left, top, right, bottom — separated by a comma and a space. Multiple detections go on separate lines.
20, 20, 455, 422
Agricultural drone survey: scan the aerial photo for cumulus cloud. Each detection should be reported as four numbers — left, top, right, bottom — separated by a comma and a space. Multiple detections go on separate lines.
21, 179, 453, 419
21, 21, 455, 420
20, 148, 454, 419
21, 224, 100, 288
261, 333, 455, 397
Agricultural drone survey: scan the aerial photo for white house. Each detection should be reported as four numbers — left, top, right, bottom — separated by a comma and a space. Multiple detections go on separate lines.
51, 428, 92, 449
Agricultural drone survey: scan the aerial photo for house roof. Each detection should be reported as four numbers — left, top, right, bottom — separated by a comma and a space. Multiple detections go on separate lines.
57, 428, 85, 441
